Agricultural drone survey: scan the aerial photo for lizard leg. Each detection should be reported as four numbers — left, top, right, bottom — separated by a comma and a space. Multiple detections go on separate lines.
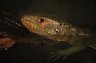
50, 45, 87, 61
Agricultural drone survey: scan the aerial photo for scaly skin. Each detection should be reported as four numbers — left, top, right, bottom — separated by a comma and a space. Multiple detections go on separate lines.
21, 14, 96, 47
21, 14, 96, 60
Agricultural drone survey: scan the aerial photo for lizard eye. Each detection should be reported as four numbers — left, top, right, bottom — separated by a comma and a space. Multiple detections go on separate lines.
39, 18, 45, 23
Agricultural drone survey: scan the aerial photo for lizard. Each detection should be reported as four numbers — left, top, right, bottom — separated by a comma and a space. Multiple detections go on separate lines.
21, 13, 96, 60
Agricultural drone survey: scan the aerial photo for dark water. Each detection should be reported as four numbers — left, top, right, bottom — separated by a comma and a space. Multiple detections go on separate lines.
0, 0, 96, 63
0, 43, 96, 63
0, 0, 95, 30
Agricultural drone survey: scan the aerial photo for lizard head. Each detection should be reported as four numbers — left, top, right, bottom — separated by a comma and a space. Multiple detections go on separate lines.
21, 14, 64, 41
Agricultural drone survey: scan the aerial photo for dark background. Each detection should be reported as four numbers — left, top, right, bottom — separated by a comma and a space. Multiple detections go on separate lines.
0, 0, 96, 63
0, 0, 95, 30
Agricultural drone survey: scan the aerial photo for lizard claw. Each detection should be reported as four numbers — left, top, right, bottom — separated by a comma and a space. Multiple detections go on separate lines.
49, 50, 68, 61
49, 46, 86, 61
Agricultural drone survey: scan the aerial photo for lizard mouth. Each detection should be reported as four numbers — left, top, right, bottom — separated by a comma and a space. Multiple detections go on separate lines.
21, 16, 36, 32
